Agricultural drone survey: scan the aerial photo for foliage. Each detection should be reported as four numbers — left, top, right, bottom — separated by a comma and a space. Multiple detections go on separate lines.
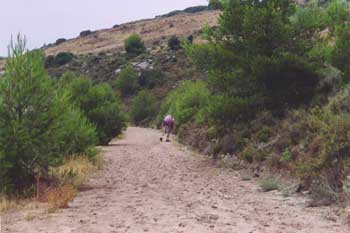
259, 177, 280, 192
330, 25, 350, 81
56, 104, 97, 157
130, 91, 158, 125
159, 6, 208, 18
124, 33, 146, 57
280, 148, 293, 164
288, 87, 350, 192
61, 73, 126, 145
54, 52, 74, 66
185, 0, 322, 127
55, 38, 66, 45
325, 0, 350, 27
79, 30, 92, 37
0, 37, 96, 194
138, 69, 164, 89
256, 127, 272, 143
46, 52, 74, 67
168, 36, 181, 50
158, 80, 210, 127
208, 0, 223, 10
115, 65, 139, 96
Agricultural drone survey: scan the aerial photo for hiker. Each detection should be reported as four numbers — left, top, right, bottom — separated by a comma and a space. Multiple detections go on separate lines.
160, 114, 174, 142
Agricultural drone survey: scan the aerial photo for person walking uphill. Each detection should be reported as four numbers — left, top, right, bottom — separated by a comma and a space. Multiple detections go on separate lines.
160, 114, 174, 142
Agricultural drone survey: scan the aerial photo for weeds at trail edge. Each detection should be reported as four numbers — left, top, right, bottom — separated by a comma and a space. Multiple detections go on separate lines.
259, 178, 280, 192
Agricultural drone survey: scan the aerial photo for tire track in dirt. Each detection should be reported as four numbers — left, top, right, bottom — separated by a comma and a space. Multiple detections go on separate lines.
2, 127, 348, 233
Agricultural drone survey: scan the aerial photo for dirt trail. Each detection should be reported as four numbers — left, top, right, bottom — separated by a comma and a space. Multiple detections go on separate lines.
2, 127, 348, 233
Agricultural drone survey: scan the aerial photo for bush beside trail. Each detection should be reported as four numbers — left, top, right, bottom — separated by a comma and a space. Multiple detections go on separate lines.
60, 72, 127, 145
0, 37, 126, 196
0, 37, 97, 194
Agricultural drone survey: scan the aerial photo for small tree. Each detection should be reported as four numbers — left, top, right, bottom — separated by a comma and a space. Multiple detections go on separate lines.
0, 36, 87, 192
208, 0, 223, 10
115, 65, 139, 96
54, 52, 74, 66
124, 33, 146, 56
55, 38, 66, 45
168, 36, 181, 50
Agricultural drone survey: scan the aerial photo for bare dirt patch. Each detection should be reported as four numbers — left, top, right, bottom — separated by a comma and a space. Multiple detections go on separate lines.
2, 127, 348, 233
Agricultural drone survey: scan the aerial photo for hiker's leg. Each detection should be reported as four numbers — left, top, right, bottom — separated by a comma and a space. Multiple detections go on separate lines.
166, 126, 171, 140
163, 125, 167, 136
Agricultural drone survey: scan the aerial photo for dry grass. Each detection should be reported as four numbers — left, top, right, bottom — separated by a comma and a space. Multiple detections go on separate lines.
44, 11, 220, 56
45, 154, 102, 211
1, 153, 104, 214
0, 196, 43, 214
0, 196, 18, 213
49, 155, 96, 187
45, 184, 78, 210
93, 152, 105, 171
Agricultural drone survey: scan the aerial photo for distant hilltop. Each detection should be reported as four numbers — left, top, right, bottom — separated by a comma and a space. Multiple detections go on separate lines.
0, 9, 219, 70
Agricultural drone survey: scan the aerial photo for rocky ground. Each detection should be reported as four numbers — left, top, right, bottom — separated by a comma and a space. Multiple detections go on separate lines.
2, 127, 348, 233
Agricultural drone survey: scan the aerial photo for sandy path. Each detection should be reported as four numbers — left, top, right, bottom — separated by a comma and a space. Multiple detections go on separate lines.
2, 127, 348, 233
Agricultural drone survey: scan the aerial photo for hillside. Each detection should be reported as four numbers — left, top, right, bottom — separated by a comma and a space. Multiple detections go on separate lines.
0, 10, 219, 70
45, 11, 219, 56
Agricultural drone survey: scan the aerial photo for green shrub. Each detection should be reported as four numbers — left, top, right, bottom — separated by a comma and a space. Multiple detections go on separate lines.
56, 104, 97, 156
295, 87, 350, 189
138, 69, 164, 88
158, 80, 210, 127
79, 30, 92, 37
168, 36, 181, 50
61, 74, 126, 145
186, 0, 322, 126
256, 127, 272, 143
124, 33, 146, 57
240, 145, 255, 163
208, 0, 223, 10
55, 38, 66, 45
54, 52, 74, 66
130, 91, 158, 125
259, 178, 280, 192
115, 65, 139, 96
280, 148, 293, 164
331, 25, 350, 81
0, 37, 96, 193
44, 52, 74, 67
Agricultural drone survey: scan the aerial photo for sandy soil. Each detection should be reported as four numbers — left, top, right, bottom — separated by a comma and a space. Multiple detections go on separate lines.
2, 127, 348, 233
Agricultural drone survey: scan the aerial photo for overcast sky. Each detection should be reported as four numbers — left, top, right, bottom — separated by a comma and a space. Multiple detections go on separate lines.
0, 0, 208, 56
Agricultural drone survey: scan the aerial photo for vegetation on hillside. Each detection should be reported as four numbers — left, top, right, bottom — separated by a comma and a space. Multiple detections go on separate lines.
0, 37, 126, 195
124, 33, 146, 57
59, 72, 127, 145
155, 0, 350, 203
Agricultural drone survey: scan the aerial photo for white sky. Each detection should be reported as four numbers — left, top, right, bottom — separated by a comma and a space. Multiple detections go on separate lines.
0, 0, 208, 56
